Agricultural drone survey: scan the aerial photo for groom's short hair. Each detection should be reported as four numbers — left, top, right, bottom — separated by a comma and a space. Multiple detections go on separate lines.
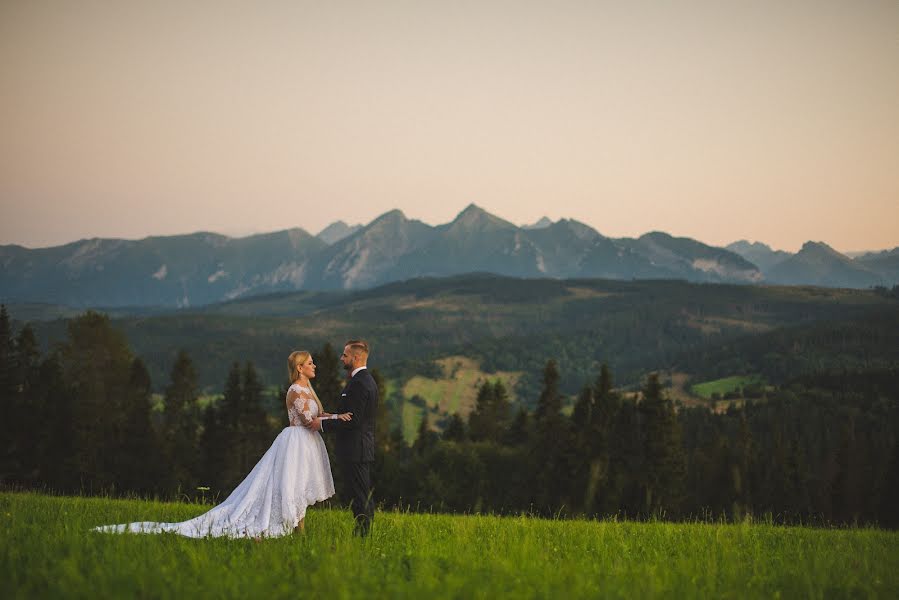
346, 339, 370, 357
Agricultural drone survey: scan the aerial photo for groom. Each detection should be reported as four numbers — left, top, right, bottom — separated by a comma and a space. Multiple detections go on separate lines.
307, 339, 378, 537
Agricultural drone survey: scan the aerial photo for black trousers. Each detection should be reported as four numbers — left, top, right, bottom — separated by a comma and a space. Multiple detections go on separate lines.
340, 460, 374, 536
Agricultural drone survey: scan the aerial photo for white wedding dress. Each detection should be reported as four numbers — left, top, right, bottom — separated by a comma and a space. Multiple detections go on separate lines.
94, 383, 335, 538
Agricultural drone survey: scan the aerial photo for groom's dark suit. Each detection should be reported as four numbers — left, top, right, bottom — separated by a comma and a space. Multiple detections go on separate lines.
320, 367, 378, 536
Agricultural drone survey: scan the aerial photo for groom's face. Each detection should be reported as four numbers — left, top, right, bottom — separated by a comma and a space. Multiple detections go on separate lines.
340, 345, 354, 371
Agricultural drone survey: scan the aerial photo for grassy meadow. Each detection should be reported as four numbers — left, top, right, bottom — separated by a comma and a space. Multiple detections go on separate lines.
690, 375, 766, 399
3, 492, 898, 599
402, 356, 521, 440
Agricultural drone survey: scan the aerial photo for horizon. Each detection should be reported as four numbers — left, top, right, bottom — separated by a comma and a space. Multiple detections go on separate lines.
1, 202, 895, 256
2, 2, 898, 253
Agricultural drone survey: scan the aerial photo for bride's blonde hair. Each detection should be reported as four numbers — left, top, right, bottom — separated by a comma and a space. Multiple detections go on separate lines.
287, 350, 324, 414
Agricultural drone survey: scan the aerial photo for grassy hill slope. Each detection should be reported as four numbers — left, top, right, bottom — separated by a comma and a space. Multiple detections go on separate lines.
2, 492, 897, 598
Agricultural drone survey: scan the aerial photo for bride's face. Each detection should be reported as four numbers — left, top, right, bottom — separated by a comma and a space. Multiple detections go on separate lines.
299, 356, 316, 379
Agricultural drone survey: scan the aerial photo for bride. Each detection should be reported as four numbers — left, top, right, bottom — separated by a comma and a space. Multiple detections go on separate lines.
94, 350, 351, 538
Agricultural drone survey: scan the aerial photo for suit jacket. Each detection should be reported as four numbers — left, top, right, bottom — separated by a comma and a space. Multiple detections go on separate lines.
321, 367, 378, 463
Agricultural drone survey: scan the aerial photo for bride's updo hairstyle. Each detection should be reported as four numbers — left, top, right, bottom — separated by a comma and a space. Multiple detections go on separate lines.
287, 350, 323, 414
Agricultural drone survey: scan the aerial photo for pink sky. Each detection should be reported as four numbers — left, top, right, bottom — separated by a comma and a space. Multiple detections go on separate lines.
1, 1, 897, 252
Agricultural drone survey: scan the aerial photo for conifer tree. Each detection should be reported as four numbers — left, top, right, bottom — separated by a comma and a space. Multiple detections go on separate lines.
213, 362, 244, 489
534, 360, 562, 421
315, 343, 343, 412
570, 385, 594, 512
572, 385, 593, 426
37, 352, 74, 490
639, 373, 686, 517
200, 397, 228, 494
533, 359, 576, 514
0, 305, 13, 401
236, 361, 271, 475
0, 306, 16, 480
118, 358, 160, 494
371, 368, 392, 452
14, 325, 42, 484
469, 380, 497, 441
443, 413, 467, 442
588, 364, 620, 515
61, 311, 134, 492
492, 380, 511, 432
163, 350, 200, 494
504, 406, 530, 446
413, 412, 437, 455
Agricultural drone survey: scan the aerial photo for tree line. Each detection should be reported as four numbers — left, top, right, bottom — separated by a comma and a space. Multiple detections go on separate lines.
2, 306, 897, 527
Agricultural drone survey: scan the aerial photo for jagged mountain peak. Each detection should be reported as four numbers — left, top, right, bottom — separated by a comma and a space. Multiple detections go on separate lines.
370, 209, 409, 226
799, 240, 839, 254
640, 230, 675, 242
523, 216, 553, 230
795, 241, 853, 263
317, 221, 362, 245
546, 218, 602, 240
728, 240, 775, 252
449, 203, 516, 232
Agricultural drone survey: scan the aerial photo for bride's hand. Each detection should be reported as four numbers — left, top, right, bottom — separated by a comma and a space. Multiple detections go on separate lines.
338, 412, 353, 421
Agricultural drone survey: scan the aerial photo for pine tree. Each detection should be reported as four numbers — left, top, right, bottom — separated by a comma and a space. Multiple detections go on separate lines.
413, 412, 437, 455
0, 305, 13, 400
60, 311, 134, 492
732, 409, 753, 517
163, 350, 200, 494
534, 360, 562, 421
586, 364, 619, 515
200, 398, 227, 494
236, 362, 271, 476
572, 385, 593, 426
14, 326, 43, 484
504, 406, 530, 446
36, 353, 74, 490
533, 359, 575, 514
0, 305, 16, 480
639, 373, 686, 517
570, 385, 594, 513
213, 362, 244, 490
443, 413, 467, 442
371, 368, 391, 452
492, 380, 511, 432
469, 380, 497, 441
315, 343, 343, 413
118, 358, 161, 494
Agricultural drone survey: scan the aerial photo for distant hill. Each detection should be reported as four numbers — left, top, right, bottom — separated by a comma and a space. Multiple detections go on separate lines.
2, 204, 896, 308
0, 229, 326, 307
15, 274, 898, 400
855, 247, 899, 283
726, 241, 792, 272
766, 241, 884, 288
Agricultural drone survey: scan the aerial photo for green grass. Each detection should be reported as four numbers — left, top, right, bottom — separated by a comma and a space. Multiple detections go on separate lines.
3, 492, 898, 599
402, 401, 427, 442
402, 356, 521, 437
691, 375, 766, 399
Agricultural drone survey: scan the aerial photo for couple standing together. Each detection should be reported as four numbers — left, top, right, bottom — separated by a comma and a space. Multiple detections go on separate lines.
95, 340, 378, 539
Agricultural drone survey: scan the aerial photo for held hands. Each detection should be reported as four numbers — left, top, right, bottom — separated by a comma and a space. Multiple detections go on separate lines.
303, 412, 352, 431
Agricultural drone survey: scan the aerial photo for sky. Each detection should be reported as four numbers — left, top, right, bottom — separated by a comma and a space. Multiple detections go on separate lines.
1, 1, 897, 253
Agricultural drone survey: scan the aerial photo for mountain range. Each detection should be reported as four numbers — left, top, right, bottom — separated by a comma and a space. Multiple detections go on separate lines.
1, 204, 896, 307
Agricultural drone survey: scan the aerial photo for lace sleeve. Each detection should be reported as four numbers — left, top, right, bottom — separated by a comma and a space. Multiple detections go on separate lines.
286, 386, 316, 426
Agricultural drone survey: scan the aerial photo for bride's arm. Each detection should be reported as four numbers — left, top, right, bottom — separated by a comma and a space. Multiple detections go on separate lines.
301, 394, 318, 425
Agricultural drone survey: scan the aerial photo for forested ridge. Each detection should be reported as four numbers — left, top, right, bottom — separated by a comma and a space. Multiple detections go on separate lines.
14, 275, 899, 399
2, 304, 897, 527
